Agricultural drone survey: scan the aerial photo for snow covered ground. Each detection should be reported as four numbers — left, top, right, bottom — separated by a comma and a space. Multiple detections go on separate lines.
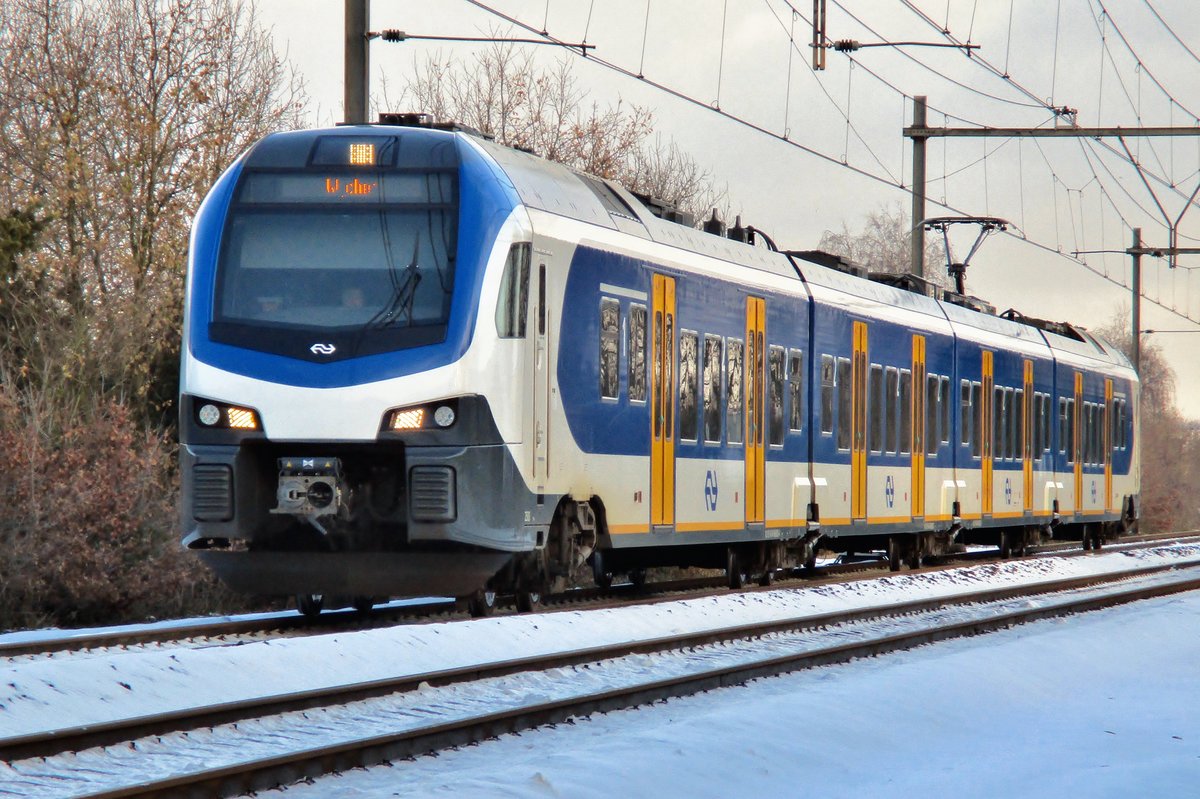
259, 588, 1200, 799
3, 544, 1199, 797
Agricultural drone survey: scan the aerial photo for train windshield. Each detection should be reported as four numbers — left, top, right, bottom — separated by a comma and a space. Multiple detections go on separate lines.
211, 169, 458, 361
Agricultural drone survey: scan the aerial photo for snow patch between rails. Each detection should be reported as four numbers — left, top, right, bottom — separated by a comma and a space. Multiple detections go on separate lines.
1, 544, 1198, 742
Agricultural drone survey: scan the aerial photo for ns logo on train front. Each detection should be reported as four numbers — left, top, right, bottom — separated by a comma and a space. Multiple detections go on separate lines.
180, 116, 1139, 616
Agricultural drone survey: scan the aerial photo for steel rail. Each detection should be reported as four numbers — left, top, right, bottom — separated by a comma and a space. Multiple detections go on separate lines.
5, 553, 1199, 766
65, 563, 1200, 799
3, 531, 1195, 660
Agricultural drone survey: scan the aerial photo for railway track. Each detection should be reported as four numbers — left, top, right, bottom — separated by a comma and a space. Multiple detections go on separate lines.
3, 530, 1192, 662
4, 542, 1200, 798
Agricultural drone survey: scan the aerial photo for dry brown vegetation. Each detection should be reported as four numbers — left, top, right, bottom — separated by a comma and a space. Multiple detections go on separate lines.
0, 0, 305, 630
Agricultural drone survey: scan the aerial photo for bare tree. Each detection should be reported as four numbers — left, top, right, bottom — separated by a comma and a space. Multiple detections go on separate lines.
819, 203, 947, 287
392, 41, 727, 223
1094, 311, 1198, 533
0, 0, 307, 627
0, 0, 306, 428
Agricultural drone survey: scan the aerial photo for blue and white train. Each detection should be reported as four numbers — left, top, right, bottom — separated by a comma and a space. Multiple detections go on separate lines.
180, 117, 1139, 615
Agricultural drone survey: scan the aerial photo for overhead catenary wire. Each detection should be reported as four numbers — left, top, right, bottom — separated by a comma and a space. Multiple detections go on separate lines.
453, 0, 1200, 325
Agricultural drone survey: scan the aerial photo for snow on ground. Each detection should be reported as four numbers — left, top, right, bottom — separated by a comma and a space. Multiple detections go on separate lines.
2, 544, 1198, 741
259, 589, 1200, 799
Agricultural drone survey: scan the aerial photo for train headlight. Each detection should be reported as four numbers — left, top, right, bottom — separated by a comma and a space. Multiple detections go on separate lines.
382, 399, 460, 433
198, 404, 221, 426
391, 408, 425, 430
192, 398, 262, 431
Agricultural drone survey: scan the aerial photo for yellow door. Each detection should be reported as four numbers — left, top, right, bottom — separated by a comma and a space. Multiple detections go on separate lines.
1105, 378, 1113, 512
1074, 372, 1083, 514
982, 351, 994, 516
911, 335, 926, 519
1023, 360, 1034, 512
651, 275, 676, 527
745, 298, 766, 524
852, 322, 868, 520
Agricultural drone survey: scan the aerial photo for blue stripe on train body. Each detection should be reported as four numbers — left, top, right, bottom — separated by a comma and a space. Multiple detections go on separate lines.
557, 243, 1136, 489
185, 127, 519, 389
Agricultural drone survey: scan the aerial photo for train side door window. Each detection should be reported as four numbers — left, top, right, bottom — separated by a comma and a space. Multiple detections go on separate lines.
679, 331, 699, 441
727, 337, 744, 445
898, 368, 912, 455
494, 242, 531, 338
869, 364, 884, 453
820, 355, 836, 436
836, 357, 852, 450
970, 381, 982, 459
768, 345, 786, 447
628, 304, 647, 403
703, 335, 723, 443
886, 367, 899, 454
925, 373, 940, 455
788, 349, 804, 433
599, 298, 620, 400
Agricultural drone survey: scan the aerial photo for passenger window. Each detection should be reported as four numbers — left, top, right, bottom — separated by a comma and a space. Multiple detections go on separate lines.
993, 387, 1005, 460
628, 304, 647, 402
727, 338, 744, 445
1066, 398, 1076, 464
1059, 398, 1068, 455
899, 369, 912, 455
940, 376, 950, 445
788, 350, 804, 432
960, 379, 972, 448
1013, 388, 1023, 460
926, 374, 939, 455
886, 367, 899, 454
679, 331, 699, 441
1099, 403, 1108, 458
836, 357, 852, 450
768, 346, 786, 446
495, 242, 531, 338
970, 382, 982, 458
599, 298, 620, 400
820, 355, 835, 435
869, 364, 884, 453
703, 335, 723, 443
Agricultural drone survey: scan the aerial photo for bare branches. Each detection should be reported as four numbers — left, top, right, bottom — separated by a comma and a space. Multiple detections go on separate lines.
394, 41, 726, 224
819, 203, 947, 286
0, 0, 307, 427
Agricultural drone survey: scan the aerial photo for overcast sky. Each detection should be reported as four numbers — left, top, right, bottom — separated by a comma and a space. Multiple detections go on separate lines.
257, 0, 1200, 417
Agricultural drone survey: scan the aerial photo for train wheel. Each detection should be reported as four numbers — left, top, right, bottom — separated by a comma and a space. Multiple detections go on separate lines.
630, 568, 648, 590
591, 550, 614, 590
352, 596, 375, 614
758, 569, 775, 587
1092, 526, 1104, 551
887, 538, 901, 572
516, 589, 542, 613
727, 548, 748, 589
999, 531, 1013, 559
297, 593, 324, 618
804, 545, 818, 572
467, 588, 498, 618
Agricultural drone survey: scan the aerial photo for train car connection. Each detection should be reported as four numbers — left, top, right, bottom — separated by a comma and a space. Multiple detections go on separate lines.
179, 116, 1139, 615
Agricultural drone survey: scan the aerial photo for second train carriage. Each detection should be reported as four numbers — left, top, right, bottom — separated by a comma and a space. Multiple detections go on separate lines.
180, 118, 1139, 611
